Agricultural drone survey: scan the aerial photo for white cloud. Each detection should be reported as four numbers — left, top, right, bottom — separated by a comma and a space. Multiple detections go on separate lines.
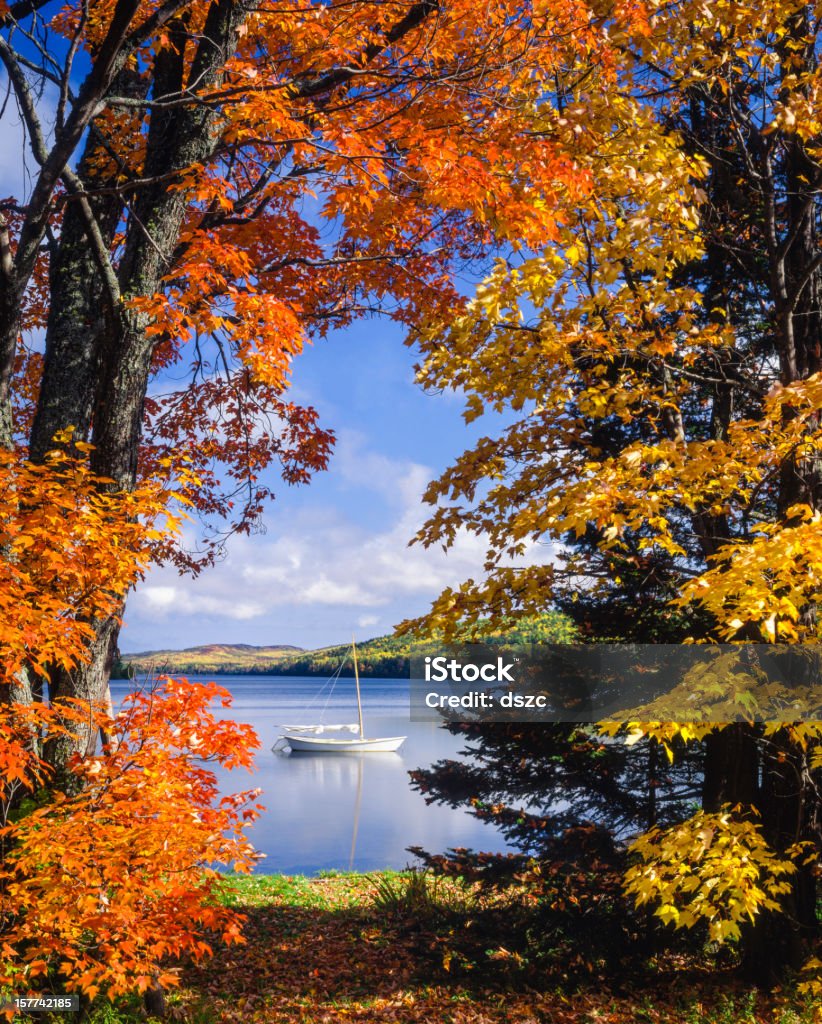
299, 578, 381, 606
125, 437, 551, 649
333, 432, 432, 508
141, 586, 177, 609
139, 584, 267, 621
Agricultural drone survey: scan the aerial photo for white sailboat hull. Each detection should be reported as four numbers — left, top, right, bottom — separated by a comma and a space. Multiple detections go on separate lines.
282, 732, 406, 753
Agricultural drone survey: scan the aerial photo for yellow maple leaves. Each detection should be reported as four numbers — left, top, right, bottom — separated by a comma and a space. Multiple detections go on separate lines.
624, 807, 798, 943
404, 0, 822, 648
397, 1, 822, 975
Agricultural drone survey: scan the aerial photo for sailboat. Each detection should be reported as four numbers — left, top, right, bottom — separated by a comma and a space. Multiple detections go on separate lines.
277, 638, 406, 753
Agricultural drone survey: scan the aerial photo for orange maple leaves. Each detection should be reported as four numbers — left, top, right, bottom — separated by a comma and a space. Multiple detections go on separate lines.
0, 440, 180, 680
0, 679, 261, 1009
0, 446, 260, 1008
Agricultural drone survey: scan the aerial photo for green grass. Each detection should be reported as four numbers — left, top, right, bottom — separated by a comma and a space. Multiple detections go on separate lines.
215, 870, 408, 910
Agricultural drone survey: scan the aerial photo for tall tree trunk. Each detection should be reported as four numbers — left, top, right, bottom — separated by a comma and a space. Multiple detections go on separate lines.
33, 0, 250, 784
30, 76, 143, 786
740, 12, 822, 976
28, 100, 134, 461
702, 724, 760, 813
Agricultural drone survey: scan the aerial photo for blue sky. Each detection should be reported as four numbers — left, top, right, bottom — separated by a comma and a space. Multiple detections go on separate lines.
122, 319, 514, 652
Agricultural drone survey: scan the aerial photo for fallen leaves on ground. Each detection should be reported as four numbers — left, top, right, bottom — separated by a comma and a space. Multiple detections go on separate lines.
169, 874, 822, 1024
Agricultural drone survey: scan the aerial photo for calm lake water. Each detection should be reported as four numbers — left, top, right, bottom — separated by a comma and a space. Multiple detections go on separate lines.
110, 675, 510, 875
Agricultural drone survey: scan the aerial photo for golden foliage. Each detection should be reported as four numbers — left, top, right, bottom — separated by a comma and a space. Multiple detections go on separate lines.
624, 807, 798, 943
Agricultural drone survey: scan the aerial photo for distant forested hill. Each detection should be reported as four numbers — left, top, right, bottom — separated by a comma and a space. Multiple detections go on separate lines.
115, 643, 302, 677
117, 613, 576, 679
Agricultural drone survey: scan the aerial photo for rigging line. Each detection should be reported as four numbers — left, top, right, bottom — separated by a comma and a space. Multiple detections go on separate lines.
318, 653, 350, 722
301, 660, 340, 712
301, 651, 350, 721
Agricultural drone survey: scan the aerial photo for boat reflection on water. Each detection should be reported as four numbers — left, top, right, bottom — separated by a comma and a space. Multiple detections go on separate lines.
286, 749, 401, 781
277, 751, 403, 869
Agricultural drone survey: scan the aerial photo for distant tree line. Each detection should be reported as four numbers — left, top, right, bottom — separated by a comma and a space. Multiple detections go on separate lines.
113, 613, 576, 679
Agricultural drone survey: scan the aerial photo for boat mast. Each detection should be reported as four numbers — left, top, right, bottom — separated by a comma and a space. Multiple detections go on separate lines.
352, 635, 365, 738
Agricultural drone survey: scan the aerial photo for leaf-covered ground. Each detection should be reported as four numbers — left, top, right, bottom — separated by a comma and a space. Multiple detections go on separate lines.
152, 873, 822, 1024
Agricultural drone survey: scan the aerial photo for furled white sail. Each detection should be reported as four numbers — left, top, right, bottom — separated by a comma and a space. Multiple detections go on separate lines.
277, 724, 360, 734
